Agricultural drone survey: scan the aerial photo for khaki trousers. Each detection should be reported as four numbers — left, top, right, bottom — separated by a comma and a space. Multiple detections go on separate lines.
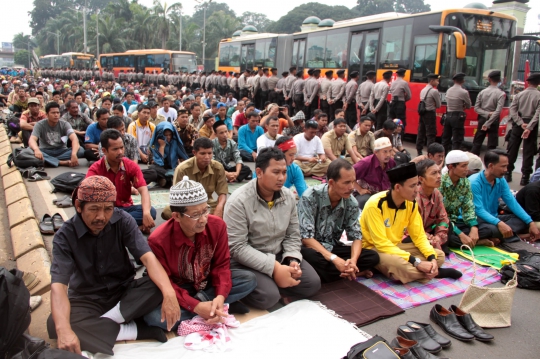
294, 159, 330, 177
374, 242, 445, 284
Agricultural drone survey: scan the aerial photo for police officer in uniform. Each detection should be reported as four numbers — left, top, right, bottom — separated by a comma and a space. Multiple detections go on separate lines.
327, 69, 346, 122
304, 69, 320, 119
284, 67, 297, 108
471, 70, 505, 156
259, 68, 269, 109
369, 70, 392, 130
356, 70, 375, 116
388, 68, 411, 129
319, 70, 333, 117
267, 68, 279, 104
416, 74, 441, 155
275, 71, 288, 106
291, 71, 305, 115
344, 71, 359, 129
506, 73, 540, 185
441, 72, 471, 153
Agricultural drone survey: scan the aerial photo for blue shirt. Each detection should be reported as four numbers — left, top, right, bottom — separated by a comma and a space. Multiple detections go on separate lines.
122, 100, 136, 112
469, 170, 532, 226
237, 124, 264, 153
84, 123, 105, 144
253, 162, 307, 197
224, 117, 233, 131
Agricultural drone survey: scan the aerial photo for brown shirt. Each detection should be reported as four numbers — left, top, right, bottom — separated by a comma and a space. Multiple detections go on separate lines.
321, 129, 352, 157
348, 129, 375, 157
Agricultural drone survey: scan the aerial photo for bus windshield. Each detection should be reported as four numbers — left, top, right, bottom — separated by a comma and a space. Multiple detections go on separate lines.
172, 54, 197, 73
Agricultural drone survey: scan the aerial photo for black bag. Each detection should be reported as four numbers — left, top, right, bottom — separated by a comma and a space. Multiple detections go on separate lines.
50, 172, 86, 193
7, 147, 44, 169
501, 251, 540, 290
0, 268, 31, 358
440, 113, 447, 126
10, 333, 49, 359
343, 335, 399, 359
6, 112, 20, 136
417, 88, 432, 116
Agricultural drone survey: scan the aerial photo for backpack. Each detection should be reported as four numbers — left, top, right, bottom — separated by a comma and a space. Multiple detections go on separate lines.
500, 250, 540, 290
0, 268, 31, 358
50, 172, 86, 194
417, 87, 432, 116
6, 147, 45, 169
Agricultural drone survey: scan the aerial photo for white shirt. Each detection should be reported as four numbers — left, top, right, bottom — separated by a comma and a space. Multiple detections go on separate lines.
293, 133, 325, 163
157, 107, 178, 122
232, 110, 240, 124
256, 133, 282, 153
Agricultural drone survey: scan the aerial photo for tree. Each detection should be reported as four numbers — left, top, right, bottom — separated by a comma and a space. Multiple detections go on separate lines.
191, 2, 236, 26
13, 33, 36, 51
14, 50, 31, 68
148, 0, 183, 49
105, 0, 134, 22
92, 15, 133, 53
28, 0, 73, 35
240, 12, 274, 33
394, 0, 430, 14
354, 0, 430, 16
205, 11, 241, 59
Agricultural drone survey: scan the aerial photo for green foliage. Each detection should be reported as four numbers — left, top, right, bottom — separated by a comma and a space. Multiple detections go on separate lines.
240, 12, 275, 33
14, 50, 30, 68
353, 0, 430, 16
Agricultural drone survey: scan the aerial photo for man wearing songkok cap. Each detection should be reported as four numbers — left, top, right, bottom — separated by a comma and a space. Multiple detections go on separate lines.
352, 137, 396, 209
416, 74, 441, 156
388, 68, 411, 129
224, 147, 321, 310
144, 177, 257, 331
506, 72, 540, 186
299, 159, 380, 283
88, 129, 157, 234
471, 70, 505, 156
369, 70, 392, 130
361, 163, 447, 283
48, 176, 180, 356
441, 72, 472, 154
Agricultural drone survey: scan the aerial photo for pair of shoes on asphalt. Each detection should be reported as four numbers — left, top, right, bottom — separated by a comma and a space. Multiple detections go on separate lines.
392, 321, 451, 359
39, 213, 65, 234
430, 304, 494, 343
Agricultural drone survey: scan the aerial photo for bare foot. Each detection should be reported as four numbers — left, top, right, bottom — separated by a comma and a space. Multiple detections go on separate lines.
357, 270, 373, 278
59, 160, 70, 166
476, 239, 495, 247
138, 225, 151, 235
131, 187, 140, 196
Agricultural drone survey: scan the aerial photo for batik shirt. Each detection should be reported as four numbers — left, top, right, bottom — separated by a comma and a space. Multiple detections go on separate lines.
298, 184, 361, 251
212, 138, 242, 166
174, 121, 198, 153
416, 186, 449, 245
439, 174, 478, 235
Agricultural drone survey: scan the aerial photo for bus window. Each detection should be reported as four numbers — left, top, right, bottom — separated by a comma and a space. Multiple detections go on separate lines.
349, 33, 363, 67
266, 38, 276, 68
412, 35, 438, 82
172, 54, 197, 73
219, 43, 231, 66
306, 34, 325, 68
147, 55, 156, 67
100, 57, 107, 68
381, 23, 412, 64
325, 32, 347, 68
230, 43, 240, 67
298, 39, 306, 68
255, 40, 266, 68
292, 41, 299, 66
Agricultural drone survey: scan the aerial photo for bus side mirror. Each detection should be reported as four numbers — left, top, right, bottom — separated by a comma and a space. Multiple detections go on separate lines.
452, 31, 467, 60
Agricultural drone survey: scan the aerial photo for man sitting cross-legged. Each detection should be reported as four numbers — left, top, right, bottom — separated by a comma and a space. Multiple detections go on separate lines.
144, 177, 257, 331
87, 129, 157, 234
47, 176, 180, 356
224, 147, 321, 310
299, 159, 380, 283
29, 101, 84, 167
360, 163, 446, 283
212, 120, 252, 183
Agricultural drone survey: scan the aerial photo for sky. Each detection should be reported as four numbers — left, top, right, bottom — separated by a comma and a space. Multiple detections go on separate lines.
4, 0, 540, 44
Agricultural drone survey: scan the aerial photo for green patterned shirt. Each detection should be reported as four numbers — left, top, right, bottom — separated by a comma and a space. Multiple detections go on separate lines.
439, 174, 478, 234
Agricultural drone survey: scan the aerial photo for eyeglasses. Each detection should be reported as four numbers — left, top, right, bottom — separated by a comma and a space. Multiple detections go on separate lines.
182, 206, 211, 221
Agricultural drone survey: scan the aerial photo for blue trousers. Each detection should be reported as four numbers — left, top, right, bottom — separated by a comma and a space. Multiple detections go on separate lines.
118, 205, 157, 226
144, 269, 257, 331
40, 147, 85, 167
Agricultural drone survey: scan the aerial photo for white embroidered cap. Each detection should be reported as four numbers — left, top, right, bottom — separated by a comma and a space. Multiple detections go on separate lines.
169, 176, 208, 206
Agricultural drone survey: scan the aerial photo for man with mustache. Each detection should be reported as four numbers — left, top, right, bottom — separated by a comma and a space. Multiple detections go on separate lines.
87, 129, 156, 234
298, 159, 379, 283
224, 147, 321, 310
48, 176, 179, 356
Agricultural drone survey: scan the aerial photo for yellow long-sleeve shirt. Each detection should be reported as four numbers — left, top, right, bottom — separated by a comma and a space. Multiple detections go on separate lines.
360, 190, 437, 261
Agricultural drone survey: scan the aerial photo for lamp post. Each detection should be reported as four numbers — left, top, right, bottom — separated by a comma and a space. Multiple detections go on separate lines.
196, 0, 213, 69
96, 9, 100, 57
46, 31, 60, 55
83, 0, 87, 53
179, 6, 182, 51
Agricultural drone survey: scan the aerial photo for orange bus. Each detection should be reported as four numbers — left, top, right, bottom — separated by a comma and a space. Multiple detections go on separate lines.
219, 8, 537, 137
39, 53, 95, 69
98, 49, 197, 78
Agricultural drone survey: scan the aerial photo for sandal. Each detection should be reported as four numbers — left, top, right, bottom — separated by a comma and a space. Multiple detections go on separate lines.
52, 213, 65, 231
39, 214, 55, 234
53, 195, 70, 205
28, 173, 50, 182
55, 197, 73, 208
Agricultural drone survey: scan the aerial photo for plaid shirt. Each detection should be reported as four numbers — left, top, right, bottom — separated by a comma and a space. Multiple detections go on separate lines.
212, 138, 242, 166
416, 186, 449, 245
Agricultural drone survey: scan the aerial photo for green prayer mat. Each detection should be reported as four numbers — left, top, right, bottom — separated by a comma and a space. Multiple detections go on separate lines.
450, 245, 519, 270
132, 190, 170, 209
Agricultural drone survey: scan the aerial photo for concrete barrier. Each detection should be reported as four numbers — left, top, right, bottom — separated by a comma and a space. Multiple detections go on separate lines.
11, 219, 45, 259
0, 163, 18, 177
28, 290, 55, 345
16, 247, 51, 295
5, 182, 29, 206
7, 197, 36, 228
2, 170, 23, 189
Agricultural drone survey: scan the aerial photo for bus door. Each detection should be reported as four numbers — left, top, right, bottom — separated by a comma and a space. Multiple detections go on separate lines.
349, 30, 379, 81
135, 55, 147, 74
291, 39, 306, 73
240, 44, 255, 72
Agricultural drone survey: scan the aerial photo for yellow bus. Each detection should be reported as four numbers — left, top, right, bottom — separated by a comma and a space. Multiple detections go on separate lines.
98, 49, 197, 78
39, 53, 95, 69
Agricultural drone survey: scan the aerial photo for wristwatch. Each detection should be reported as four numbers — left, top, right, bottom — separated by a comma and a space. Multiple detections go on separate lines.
413, 257, 421, 268
330, 254, 337, 262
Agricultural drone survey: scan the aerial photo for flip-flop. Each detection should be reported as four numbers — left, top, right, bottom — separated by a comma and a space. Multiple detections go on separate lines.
39, 214, 55, 234
53, 195, 70, 205
55, 197, 73, 208
52, 213, 65, 231
28, 173, 50, 182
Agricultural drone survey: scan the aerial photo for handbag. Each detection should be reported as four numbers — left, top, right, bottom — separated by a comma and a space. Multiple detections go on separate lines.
458, 245, 517, 328
417, 87, 432, 115
343, 335, 399, 359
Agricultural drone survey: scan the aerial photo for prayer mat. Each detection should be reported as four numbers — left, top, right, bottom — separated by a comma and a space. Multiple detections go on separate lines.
93, 300, 371, 359
132, 190, 170, 209
357, 253, 501, 310
450, 246, 518, 270
310, 279, 404, 327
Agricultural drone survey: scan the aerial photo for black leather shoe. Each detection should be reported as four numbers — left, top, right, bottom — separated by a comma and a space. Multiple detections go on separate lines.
450, 305, 494, 342
505, 172, 512, 182
393, 347, 417, 359
397, 324, 442, 353
430, 304, 474, 341
520, 175, 530, 186
406, 321, 451, 348
390, 336, 447, 359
